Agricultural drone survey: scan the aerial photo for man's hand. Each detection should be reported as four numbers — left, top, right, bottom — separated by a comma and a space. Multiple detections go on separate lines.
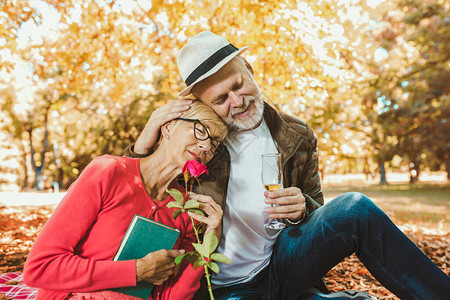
264, 187, 306, 222
136, 249, 185, 285
187, 192, 223, 239
134, 99, 193, 155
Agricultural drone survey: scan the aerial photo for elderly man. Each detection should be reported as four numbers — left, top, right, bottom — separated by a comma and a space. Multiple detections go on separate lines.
125, 32, 449, 300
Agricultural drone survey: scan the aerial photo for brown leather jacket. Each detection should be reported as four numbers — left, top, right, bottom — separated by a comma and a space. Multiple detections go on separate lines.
124, 102, 326, 298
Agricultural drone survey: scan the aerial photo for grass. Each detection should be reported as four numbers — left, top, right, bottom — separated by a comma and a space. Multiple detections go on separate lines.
322, 182, 449, 232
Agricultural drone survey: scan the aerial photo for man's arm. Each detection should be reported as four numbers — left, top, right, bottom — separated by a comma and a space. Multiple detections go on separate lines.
264, 123, 323, 223
123, 144, 149, 158
300, 125, 323, 214
123, 99, 192, 158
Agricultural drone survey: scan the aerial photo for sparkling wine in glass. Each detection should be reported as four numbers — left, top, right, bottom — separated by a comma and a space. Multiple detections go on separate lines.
262, 153, 286, 230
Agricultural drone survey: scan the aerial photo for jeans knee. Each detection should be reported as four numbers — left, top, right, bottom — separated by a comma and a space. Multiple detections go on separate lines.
334, 192, 379, 218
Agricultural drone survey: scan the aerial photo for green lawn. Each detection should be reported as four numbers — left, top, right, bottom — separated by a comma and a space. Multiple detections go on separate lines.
322, 183, 450, 231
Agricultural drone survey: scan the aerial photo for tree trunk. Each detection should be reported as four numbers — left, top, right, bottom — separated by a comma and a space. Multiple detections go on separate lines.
363, 157, 371, 181
19, 141, 29, 191
446, 161, 450, 181
28, 113, 49, 191
34, 170, 43, 190
378, 160, 388, 185
409, 163, 420, 183
54, 142, 64, 190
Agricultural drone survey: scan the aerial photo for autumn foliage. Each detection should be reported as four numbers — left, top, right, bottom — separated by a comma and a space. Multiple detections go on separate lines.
0, 0, 448, 191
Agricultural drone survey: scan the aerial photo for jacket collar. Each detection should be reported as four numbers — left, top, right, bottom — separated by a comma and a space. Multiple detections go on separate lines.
263, 102, 305, 164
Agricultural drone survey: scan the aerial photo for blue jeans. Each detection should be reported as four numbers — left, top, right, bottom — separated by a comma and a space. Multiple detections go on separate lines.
213, 192, 450, 300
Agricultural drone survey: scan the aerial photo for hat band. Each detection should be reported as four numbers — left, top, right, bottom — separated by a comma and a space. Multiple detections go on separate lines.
185, 43, 239, 86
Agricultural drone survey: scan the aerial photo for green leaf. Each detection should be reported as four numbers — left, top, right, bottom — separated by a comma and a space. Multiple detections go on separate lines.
210, 253, 231, 264
188, 208, 205, 217
174, 253, 187, 264
208, 262, 220, 273
167, 201, 182, 209
195, 223, 205, 234
193, 243, 209, 258
166, 188, 184, 207
184, 199, 199, 209
203, 231, 218, 255
185, 252, 202, 265
172, 209, 182, 219
193, 258, 207, 270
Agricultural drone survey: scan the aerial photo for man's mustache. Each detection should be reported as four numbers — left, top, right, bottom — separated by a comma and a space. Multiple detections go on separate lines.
230, 97, 255, 117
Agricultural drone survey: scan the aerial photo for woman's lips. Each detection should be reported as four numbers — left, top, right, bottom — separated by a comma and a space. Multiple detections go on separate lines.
188, 150, 201, 162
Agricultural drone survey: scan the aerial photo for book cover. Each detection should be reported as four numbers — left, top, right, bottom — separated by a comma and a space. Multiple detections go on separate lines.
112, 214, 180, 299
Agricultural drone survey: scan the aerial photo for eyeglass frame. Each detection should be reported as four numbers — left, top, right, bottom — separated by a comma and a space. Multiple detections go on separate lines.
176, 118, 222, 154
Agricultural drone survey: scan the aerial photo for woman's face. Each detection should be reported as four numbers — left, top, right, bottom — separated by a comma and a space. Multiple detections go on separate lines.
168, 119, 222, 167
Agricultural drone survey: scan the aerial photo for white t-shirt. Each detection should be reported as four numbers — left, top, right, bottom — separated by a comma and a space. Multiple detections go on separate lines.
212, 119, 282, 287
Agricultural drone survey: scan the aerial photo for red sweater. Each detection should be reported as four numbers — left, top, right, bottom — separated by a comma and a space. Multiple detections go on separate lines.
23, 155, 203, 300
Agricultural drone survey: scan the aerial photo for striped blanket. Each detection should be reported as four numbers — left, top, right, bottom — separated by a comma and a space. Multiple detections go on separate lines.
0, 272, 37, 300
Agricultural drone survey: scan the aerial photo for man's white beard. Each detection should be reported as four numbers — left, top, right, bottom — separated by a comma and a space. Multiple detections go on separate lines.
224, 93, 264, 132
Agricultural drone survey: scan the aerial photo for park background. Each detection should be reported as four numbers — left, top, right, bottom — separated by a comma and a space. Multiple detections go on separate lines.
0, 0, 448, 299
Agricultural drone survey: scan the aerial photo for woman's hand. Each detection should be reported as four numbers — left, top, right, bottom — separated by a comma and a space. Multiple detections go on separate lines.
134, 99, 193, 155
135, 249, 185, 285
187, 192, 223, 239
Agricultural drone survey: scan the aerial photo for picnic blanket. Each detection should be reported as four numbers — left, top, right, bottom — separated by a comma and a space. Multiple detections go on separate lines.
0, 272, 377, 300
0, 272, 37, 300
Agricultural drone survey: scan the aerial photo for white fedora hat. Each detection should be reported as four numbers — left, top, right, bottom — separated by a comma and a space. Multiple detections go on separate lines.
177, 31, 249, 96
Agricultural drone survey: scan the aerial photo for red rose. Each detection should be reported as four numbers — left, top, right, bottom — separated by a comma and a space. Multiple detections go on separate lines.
182, 160, 209, 178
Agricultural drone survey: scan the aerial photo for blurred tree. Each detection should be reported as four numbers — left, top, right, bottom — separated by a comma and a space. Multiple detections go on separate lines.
3, 0, 446, 190
396, 0, 450, 180
0, 85, 30, 190
377, 0, 449, 181
358, 0, 449, 183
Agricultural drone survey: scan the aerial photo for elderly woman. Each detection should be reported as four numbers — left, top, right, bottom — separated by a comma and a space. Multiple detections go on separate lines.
23, 101, 228, 300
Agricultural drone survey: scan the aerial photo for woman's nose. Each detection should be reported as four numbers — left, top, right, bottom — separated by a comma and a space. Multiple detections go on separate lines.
198, 139, 212, 152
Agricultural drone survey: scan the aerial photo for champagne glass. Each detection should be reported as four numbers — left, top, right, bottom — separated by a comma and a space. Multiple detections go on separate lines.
262, 153, 286, 230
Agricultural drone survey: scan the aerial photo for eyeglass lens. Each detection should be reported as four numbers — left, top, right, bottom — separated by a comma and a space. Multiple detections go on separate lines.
194, 121, 218, 152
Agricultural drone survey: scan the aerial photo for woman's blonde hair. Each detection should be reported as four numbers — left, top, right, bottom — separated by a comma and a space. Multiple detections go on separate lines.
176, 100, 227, 138
155, 101, 227, 150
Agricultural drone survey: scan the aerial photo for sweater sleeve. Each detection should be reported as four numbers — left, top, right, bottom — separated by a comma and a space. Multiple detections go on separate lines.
23, 157, 136, 292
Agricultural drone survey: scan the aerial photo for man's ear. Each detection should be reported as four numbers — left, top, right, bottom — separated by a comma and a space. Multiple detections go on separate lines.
243, 58, 254, 75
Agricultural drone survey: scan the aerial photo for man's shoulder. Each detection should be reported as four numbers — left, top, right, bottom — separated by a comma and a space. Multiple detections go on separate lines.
263, 102, 316, 144
279, 112, 307, 128
279, 112, 315, 140
264, 102, 308, 130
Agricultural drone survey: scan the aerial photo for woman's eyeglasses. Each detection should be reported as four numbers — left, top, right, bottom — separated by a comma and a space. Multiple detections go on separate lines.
177, 118, 221, 154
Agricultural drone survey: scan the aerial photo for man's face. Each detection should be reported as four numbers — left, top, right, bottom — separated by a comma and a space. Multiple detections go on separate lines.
192, 57, 264, 132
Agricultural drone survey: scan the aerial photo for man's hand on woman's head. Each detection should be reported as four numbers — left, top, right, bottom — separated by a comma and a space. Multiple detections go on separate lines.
135, 249, 185, 285
134, 98, 194, 155
264, 187, 306, 223
187, 192, 223, 239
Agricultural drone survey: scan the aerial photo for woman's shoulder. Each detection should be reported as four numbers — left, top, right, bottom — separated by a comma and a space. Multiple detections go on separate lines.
86, 155, 137, 176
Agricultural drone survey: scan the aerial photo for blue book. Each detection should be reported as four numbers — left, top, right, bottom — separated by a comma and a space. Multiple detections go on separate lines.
111, 214, 180, 299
